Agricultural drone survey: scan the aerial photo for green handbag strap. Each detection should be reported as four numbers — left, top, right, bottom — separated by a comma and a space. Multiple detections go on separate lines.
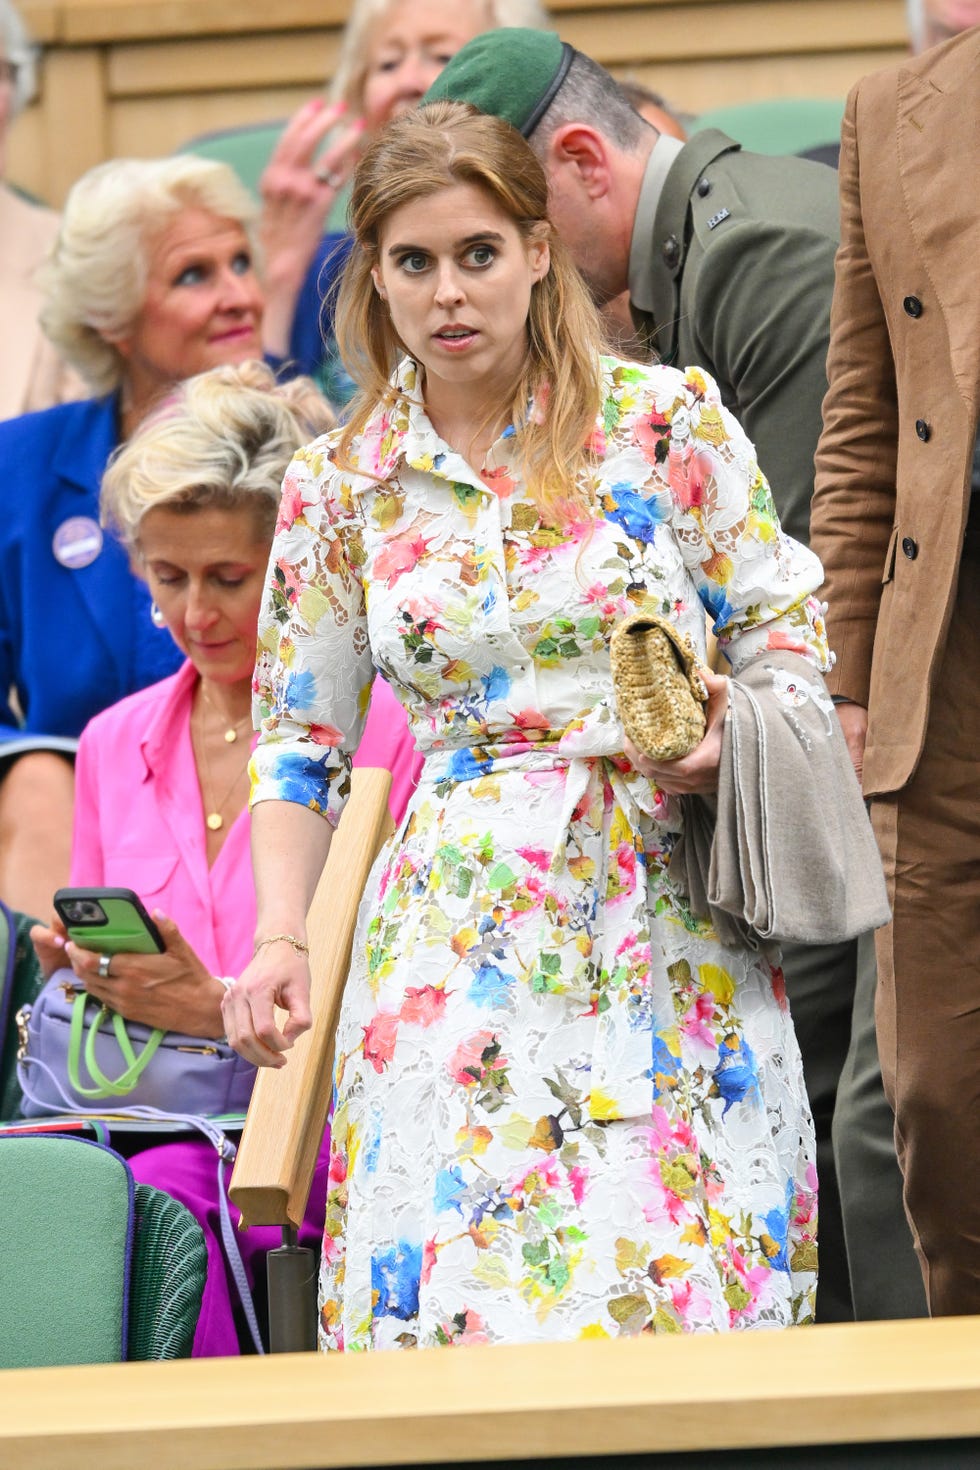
67, 992, 166, 1099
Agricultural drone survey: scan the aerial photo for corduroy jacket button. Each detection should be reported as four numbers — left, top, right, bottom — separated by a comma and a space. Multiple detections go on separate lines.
903, 295, 923, 318
662, 234, 680, 268
902, 536, 918, 560
915, 419, 931, 442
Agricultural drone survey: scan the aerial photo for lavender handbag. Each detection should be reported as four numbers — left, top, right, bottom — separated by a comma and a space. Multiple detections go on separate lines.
16, 971, 255, 1117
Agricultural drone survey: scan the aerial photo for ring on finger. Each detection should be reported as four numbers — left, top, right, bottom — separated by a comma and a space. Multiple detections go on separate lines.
314, 165, 343, 188
97, 953, 113, 979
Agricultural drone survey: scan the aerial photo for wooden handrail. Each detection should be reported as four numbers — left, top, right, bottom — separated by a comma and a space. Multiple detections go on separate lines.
4, 1319, 980, 1468
229, 766, 393, 1230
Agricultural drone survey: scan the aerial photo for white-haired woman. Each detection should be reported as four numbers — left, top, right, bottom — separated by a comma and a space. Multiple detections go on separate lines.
0, 153, 267, 918
0, 0, 81, 418
29, 361, 420, 1356
259, 0, 549, 398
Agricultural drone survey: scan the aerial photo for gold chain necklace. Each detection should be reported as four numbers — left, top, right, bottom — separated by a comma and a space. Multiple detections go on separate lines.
195, 703, 252, 833
200, 683, 253, 744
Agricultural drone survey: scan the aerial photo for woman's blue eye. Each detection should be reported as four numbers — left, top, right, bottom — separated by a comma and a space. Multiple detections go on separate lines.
399, 253, 429, 274
231, 252, 252, 276
467, 245, 495, 267
174, 264, 206, 287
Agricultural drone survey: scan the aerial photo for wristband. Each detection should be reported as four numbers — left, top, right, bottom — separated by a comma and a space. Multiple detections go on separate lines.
254, 933, 310, 957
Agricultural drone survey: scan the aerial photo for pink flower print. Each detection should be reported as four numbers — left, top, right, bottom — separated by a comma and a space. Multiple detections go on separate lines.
770, 963, 788, 1011
276, 473, 310, 532
516, 847, 552, 872
668, 444, 716, 512
362, 1010, 400, 1073
399, 985, 448, 1028
328, 1150, 347, 1184
307, 722, 345, 746
680, 992, 716, 1049
765, 629, 812, 657
274, 555, 303, 603
513, 708, 551, 734
421, 1237, 438, 1286
481, 464, 518, 499
373, 532, 431, 589
585, 425, 607, 457
447, 1030, 498, 1086
633, 408, 671, 465
568, 1164, 590, 1205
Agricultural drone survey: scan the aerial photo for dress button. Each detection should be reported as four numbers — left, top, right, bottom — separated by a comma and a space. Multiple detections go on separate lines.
902, 536, 918, 560
903, 295, 923, 318
696, 177, 712, 198
915, 419, 931, 441
662, 234, 680, 268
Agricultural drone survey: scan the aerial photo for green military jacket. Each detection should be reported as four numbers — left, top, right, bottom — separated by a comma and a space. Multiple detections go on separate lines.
629, 130, 841, 548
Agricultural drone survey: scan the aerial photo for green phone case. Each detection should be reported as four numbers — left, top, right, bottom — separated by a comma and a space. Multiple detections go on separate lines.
54, 889, 164, 956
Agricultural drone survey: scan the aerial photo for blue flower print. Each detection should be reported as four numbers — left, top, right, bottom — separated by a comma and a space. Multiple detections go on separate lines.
482, 665, 511, 703
712, 1037, 760, 1118
371, 1241, 423, 1320
283, 668, 316, 713
469, 963, 516, 1007
434, 1166, 467, 1216
603, 487, 665, 543
446, 747, 494, 782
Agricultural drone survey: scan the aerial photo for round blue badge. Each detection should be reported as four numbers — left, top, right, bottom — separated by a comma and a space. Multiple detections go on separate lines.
52, 516, 103, 570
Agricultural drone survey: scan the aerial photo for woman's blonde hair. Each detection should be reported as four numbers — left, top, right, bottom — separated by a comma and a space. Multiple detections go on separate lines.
328, 0, 549, 115
39, 155, 258, 396
101, 361, 334, 552
335, 101, 606, 519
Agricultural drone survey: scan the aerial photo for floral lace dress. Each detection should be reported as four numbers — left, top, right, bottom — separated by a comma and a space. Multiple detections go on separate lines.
251, 356, 830, 1348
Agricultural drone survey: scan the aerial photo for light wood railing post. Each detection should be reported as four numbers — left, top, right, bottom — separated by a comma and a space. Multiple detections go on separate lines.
229, 767, 393, 1234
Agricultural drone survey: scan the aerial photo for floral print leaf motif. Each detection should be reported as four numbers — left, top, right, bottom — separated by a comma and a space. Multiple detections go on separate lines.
607, 1292, 652, 1331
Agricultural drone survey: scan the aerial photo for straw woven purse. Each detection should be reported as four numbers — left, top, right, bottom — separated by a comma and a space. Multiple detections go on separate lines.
609, 611, 708, 761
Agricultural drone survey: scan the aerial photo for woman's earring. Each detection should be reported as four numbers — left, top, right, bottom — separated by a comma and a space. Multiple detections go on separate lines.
150, 601, 166, 629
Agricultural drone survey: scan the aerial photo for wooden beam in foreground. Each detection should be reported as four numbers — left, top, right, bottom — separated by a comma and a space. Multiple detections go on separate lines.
2, 1318, 980, 1470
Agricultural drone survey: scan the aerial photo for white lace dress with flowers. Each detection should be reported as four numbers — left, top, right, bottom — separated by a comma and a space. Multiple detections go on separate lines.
251, 355, 830, 1348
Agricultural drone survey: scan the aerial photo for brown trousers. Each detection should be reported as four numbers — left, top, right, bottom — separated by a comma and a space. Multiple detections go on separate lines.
872, 514, 980, 1316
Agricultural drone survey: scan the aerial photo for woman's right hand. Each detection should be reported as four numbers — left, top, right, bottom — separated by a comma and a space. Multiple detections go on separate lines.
259, 97, 366, 355
221, 940, 313, 1068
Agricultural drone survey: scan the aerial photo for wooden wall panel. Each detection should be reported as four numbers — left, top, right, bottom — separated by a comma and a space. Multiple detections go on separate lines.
9, 0, 908, 205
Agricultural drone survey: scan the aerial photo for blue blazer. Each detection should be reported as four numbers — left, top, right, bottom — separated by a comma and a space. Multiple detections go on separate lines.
0, 394, 183, 754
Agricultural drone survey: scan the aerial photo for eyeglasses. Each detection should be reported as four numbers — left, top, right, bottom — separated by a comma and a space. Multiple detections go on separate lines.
0, 60, 20, 89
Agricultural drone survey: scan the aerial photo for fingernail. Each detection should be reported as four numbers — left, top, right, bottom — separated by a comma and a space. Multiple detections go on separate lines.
353, 117, 367, 132
54, 935, 65, 948
308, 96, 325, 111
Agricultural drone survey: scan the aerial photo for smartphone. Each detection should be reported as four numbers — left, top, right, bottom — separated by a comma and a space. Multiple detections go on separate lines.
53, 887, 165, 956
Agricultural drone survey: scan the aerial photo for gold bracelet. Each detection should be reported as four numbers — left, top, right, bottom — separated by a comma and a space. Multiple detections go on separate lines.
254, 933, 310, 956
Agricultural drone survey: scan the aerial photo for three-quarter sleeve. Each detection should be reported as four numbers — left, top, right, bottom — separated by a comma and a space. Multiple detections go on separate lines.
249, 436, 376, 828
641, 366, 831, 673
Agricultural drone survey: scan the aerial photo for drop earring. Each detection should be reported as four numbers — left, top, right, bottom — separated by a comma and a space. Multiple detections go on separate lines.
150, 601, 166, 628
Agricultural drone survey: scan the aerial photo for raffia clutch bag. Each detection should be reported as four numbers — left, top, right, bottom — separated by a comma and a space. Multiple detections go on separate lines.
610, 611, 708, 761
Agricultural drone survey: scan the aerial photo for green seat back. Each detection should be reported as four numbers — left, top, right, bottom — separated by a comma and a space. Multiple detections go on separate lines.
690, 97, 845, 156
0, 1136, 207, 1365
0, 1134, 133, 1365
179, 121, 287, 201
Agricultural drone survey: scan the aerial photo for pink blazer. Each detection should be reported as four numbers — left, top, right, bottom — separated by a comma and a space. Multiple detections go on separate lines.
71, 661, 422, 976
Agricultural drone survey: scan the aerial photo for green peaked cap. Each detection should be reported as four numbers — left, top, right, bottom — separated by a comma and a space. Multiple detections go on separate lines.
423, 28, 575, 137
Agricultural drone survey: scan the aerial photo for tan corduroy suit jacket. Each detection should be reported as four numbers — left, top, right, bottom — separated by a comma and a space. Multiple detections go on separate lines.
0, 183, 82, 421
810, 29, 980, 799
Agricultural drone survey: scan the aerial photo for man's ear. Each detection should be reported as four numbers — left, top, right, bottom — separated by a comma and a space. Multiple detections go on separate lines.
544, 123, 612, 198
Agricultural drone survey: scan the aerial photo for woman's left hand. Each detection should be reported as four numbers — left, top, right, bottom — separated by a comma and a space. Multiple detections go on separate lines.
625, 667, 730, 794
63, 912, 225, 1038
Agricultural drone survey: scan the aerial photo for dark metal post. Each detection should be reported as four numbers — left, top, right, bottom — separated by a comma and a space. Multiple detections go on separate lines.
267, 1224, 318, 1352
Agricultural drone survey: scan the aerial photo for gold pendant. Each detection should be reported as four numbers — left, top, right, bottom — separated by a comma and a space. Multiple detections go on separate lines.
206, 812, 224, 831
224, 728, 238, 743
